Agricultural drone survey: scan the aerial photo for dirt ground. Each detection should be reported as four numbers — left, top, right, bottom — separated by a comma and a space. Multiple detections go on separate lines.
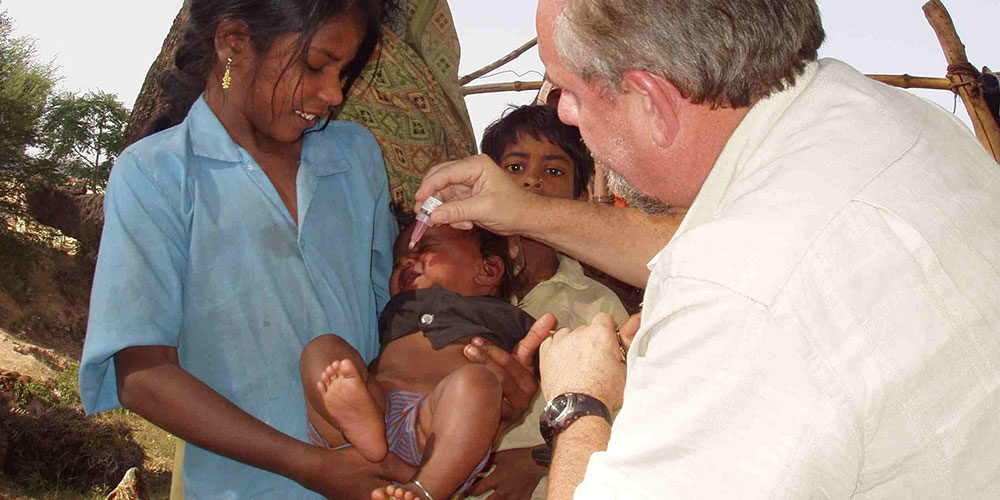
0, 236, 173, 499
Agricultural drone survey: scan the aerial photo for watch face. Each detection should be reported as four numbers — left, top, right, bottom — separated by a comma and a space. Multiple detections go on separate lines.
541, 393, 611, 448
550, 395, 569, 415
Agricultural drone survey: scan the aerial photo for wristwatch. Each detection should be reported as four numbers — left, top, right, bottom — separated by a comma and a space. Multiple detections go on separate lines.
539, 392, 612, 448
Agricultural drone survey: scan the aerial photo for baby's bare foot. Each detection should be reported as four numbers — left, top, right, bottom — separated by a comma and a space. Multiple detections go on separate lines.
317, 359, 387, 461
371, 483, 421, 500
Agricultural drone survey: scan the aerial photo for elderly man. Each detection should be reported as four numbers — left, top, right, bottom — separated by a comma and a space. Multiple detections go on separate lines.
419, 0, 1000, 498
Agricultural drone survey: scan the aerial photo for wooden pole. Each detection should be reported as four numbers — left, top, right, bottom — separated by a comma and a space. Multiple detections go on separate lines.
923, 0, 1000, 163
462, 80, 544, 96
459, 38, 538, 86
866, 74, 951, 90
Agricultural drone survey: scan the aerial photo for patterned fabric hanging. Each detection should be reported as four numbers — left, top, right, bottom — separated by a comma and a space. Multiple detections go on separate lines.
339, 0, 476, 212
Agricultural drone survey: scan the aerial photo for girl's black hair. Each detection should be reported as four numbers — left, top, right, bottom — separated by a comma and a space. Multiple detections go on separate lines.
147, 0, 394, 137
480, 104, 594, 198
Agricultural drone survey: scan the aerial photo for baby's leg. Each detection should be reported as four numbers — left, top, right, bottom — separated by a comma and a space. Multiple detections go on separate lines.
374, 363, 501, 499
300, 334, 387, 462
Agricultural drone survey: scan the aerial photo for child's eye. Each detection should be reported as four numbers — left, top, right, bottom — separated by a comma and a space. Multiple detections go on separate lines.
505, 163, 525, 173
545, 167, 564, 177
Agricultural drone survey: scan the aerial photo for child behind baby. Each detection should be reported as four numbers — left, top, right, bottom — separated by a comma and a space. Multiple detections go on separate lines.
299, 219, 535, 500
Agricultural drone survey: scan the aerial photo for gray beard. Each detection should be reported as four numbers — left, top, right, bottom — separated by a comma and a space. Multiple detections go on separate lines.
605, 168, 671, 215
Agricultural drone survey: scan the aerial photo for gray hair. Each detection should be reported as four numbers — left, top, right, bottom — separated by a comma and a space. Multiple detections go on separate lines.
553, 0, 825, 108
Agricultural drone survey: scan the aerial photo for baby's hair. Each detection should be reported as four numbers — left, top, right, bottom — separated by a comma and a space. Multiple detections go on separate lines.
480, 104, 594, 198
391, 201, 416, 229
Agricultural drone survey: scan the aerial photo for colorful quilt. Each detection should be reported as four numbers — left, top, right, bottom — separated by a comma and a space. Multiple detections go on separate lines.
339, 0, 476, 211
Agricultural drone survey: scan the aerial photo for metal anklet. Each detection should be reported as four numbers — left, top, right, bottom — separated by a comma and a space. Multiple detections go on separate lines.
411, 479, 435, 500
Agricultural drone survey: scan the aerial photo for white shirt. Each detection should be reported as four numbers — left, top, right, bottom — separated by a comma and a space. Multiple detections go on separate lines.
576, 59, 1000, 499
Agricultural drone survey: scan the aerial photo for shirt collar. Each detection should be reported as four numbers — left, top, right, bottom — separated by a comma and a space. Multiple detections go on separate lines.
186, 95, 351, 177
187, 96, 243, 163
647, 61, 821, 272
545, 253, 591, 291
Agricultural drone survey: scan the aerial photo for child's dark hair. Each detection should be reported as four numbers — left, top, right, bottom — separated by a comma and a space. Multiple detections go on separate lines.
150, 0, 393, 136
480, 104, 594, 198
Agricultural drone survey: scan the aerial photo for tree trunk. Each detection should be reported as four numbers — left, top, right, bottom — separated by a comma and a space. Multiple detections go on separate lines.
25, 2, 190, 247
122, 0, 191, 149
24, 186, 104, 258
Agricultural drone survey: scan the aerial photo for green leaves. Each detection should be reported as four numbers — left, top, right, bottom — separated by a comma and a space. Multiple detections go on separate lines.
0, 10, 55, 184
0, 8, 128, 227
39, 90, 129, 192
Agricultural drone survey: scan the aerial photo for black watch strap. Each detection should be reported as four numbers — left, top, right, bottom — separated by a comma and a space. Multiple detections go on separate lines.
539, 392, 612, 448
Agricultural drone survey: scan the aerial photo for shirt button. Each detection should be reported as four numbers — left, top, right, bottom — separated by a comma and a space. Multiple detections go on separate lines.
420, 314, 434, 325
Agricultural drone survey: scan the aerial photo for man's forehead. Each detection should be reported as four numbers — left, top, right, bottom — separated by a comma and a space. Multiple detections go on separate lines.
535, 0, 576, 89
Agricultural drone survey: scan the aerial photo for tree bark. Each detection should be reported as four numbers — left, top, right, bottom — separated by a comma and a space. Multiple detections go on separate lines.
24, 185, 103, 257
122, 0, 191, 149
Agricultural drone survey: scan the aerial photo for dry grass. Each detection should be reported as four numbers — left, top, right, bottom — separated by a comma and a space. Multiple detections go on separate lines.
0, 230, 173, 498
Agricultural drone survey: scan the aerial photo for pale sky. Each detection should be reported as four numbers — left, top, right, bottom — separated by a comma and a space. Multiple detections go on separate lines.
5, 0, 996, 146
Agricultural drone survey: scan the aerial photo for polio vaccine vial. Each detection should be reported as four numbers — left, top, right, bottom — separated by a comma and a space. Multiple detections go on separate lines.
408, 196, 442, 249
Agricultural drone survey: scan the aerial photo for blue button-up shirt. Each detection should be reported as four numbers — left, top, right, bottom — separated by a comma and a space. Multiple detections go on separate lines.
80, 96, 396, 498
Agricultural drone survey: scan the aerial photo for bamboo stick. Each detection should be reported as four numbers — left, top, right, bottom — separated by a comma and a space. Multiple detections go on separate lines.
462, 80, 544, 96
923, 0, 1000, 163
459, 38, 538, 86
866, 74, 951, 90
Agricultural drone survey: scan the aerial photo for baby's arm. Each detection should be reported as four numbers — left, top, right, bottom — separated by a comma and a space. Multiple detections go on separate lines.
301, 334, 388, 462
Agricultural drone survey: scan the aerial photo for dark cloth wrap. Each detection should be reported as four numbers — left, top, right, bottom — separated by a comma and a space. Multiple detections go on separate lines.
379, 287, 536, 352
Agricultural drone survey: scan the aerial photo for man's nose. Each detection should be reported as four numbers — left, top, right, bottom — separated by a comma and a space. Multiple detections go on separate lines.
557, 91, 580, 126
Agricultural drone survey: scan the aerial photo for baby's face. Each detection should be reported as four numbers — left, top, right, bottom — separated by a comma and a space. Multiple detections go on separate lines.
390, 223, 485, 296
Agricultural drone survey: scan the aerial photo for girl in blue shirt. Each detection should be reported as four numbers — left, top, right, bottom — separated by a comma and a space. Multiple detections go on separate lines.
79, 0, 481, 497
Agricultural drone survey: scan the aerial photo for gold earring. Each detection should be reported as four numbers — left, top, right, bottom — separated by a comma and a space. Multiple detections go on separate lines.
222, 57, 232, 90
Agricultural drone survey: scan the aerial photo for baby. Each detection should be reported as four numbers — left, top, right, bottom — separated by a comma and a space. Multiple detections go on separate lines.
299, 221, 536, 500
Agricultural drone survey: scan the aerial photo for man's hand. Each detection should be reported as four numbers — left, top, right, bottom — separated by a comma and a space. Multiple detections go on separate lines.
464, 313, 556, 426
413, 155, 545, 235
539, 313, 626, 410
618, 312, 642, 350
467, 446, 548, 499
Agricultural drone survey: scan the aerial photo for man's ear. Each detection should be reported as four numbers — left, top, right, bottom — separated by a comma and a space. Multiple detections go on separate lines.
214, 19, 253, 70
622, 70, 682, 149
475, 255, 506, 289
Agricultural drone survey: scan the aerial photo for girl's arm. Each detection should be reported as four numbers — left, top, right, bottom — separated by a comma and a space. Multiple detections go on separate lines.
115, 345, 414, 496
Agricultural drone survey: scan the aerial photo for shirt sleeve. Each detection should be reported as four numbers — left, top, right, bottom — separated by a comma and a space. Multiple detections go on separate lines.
79, 152, 189, 415
574, 276, 859, 499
